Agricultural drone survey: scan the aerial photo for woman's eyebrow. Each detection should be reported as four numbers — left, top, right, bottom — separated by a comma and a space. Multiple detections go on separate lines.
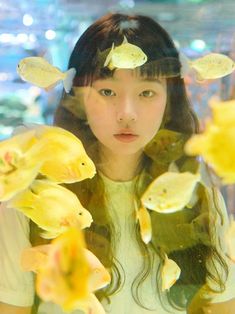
139, 78, 164, 84
98, 77, 164, 84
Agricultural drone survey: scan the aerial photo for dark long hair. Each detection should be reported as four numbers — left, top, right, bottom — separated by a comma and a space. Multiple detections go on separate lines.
53, 13, 228, 311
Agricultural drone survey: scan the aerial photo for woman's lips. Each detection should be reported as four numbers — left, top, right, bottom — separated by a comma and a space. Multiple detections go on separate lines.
113, 134, 139, 143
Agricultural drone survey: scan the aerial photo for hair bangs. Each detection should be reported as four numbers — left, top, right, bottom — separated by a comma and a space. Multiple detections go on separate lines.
138, 57, 181, 79
82, 55, 181, 85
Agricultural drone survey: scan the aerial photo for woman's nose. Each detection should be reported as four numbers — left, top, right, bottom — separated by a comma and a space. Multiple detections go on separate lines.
116, 96, 137, 123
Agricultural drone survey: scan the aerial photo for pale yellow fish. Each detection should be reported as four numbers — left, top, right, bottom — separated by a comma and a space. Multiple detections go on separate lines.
189, 53, 235, 81
135, 200, 152, 244
224, 215, 235, 262
21, 244, 51, 272
34, 125, 96, 183
208, 97, 235, 127
161, 254, 181, 291
17, 57, 76, 93
104, 36, 147, 70
141, 171, 201, 213
185, 100, 235, 184
33, 228, 108, 313
36, 227, 90, 311
7, 179, 93, 239
12, 124, 96, 183
84, 249, 111, 291
74, 293, 106, 314
0, 129, 43, 201
21, 245, 111, 291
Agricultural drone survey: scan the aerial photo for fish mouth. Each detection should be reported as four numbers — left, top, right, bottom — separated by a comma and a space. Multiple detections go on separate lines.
142, 202, 154, 210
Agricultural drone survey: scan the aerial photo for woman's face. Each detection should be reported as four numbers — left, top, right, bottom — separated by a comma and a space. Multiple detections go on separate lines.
83, 69, 167, 157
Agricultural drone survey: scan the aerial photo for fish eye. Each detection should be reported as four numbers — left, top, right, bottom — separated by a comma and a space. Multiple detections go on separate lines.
99, 89, 116, 97
78, 212, 83, 215
81, 162, 85, 166
148, 197, 152, 201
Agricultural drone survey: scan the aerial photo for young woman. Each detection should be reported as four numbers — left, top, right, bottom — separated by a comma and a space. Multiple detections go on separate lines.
0, 13, 235, 314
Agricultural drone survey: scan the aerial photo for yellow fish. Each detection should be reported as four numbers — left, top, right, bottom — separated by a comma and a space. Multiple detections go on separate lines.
36, 227, 90, 311
185, 99, 235, 184
104, 36, 147, 70
34, 125, 96, 183
0, 124, 96, 201
181, 52, 235, 81
141, 171, 200, 213
0, 130, 43, 201
134, 200, 152, 244
7, 179, 93, 239
208, 97, 235, 127
17, 57, 76, 93
13, 124, 96, 183
84, 248, 111, 291
33, 228, 109, 313
161, 254, 181, 291
21, 245, 111, 291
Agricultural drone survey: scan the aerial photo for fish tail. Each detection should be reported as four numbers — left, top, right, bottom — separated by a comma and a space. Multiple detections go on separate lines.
179, 51, 191, 78
137, 206, 152, 244
6, 188, 36, 213
63, 68, 76, 93
104, 43, 114, 68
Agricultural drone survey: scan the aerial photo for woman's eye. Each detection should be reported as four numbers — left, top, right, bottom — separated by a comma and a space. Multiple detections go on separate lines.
99, 89, 116, 96
140, 90, 156, 98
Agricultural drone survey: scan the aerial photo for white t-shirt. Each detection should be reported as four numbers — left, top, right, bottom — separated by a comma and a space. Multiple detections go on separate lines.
0, 172, 235, 314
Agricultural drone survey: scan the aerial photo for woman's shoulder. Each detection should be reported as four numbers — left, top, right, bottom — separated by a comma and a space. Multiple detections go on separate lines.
0, 201, 31, 241
0, 201, 30, 226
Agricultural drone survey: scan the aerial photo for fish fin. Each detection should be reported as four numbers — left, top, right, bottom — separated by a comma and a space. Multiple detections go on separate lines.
168, 161, 179, 172
186, 187, 199, 208
107, 62, 115, 70
7, 188, 36, 210
179, 51, 191, 78
195, 73, 206, 83
40, 230, 59, 239
137, 206, 152, 244
12, 123, 39, 136
104, 43, 114, 67
12, 206, 34, 216
85, 293, 106, 314
122, 35, 128, 44
133, 199, 139, 222
44, 82, 60, 91
63, 68, 76, 93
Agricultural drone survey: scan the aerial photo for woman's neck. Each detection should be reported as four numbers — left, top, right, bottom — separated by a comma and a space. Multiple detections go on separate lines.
97, 146, 144, 182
